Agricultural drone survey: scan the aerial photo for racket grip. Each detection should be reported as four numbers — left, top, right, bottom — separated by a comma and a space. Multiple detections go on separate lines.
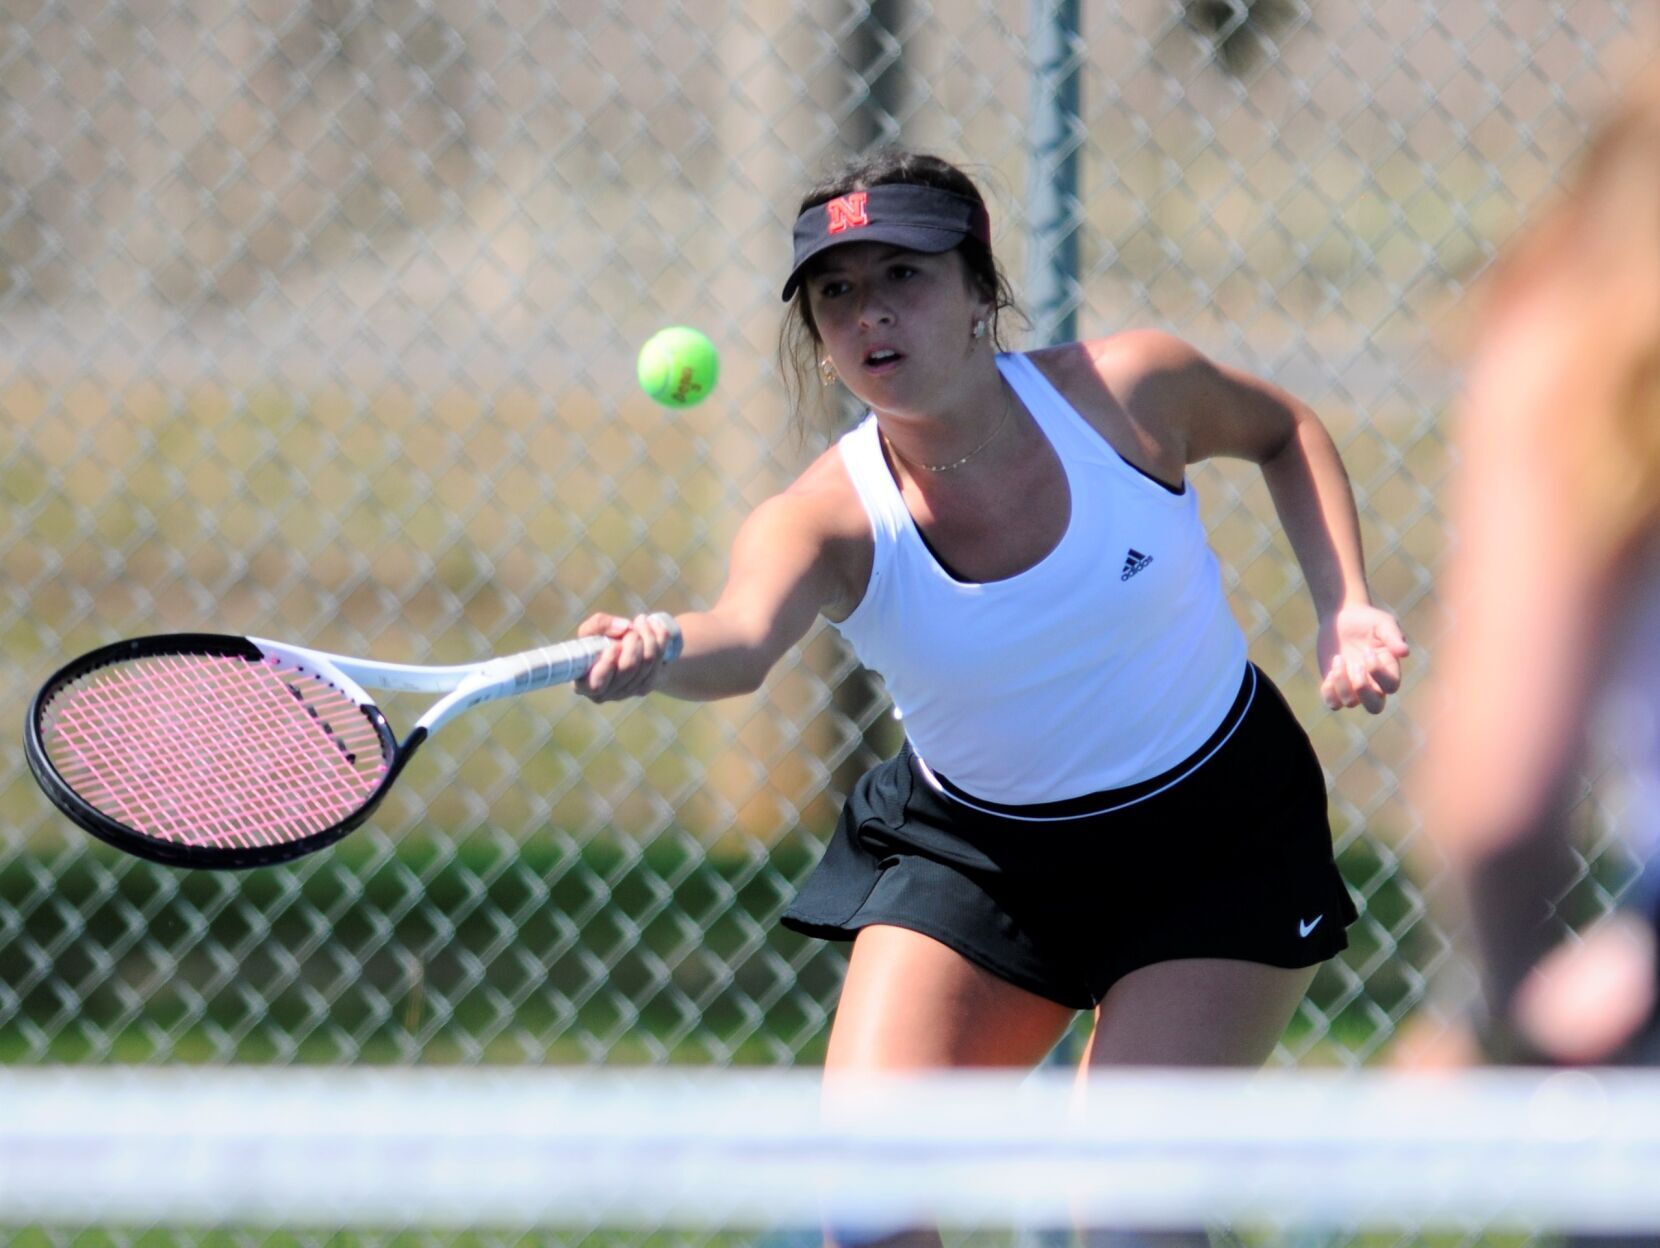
506, 612, 683, 692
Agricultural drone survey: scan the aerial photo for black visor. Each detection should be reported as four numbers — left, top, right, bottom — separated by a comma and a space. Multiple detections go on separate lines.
781, 183, 992, 301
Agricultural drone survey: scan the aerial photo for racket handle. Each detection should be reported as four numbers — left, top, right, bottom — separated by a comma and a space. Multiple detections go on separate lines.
416, 614, 684, 734
503, 612, 683, 692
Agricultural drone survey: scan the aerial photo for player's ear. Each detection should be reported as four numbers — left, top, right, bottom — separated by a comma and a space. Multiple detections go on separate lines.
965, 276, 996, 342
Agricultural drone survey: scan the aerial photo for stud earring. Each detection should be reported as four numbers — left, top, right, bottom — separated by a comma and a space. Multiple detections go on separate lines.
972, 319, 987, 340
819, 356, 837, 386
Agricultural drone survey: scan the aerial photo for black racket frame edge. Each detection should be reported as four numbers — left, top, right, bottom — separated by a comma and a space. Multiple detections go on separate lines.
24, 632, 410, 871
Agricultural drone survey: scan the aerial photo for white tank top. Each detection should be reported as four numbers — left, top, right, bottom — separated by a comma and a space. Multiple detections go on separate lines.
831, 351, 1248, 805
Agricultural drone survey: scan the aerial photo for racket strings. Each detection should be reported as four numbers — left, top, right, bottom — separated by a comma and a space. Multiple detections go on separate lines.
41, 653, 390, 849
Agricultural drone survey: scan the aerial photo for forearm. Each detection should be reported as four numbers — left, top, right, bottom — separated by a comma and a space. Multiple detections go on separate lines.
1461, 790, 1583, 1032
1259, 410, 1372, 615
650, 610, 779, 701
581, 488, 842, 706
1182, 358, 1403, 711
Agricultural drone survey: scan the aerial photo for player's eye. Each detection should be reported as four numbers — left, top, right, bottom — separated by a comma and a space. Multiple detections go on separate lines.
816, 279, 851, 299
888, 264, 918, 281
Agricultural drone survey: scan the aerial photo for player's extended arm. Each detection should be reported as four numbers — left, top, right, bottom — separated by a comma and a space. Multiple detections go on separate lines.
578, 489, 848, 703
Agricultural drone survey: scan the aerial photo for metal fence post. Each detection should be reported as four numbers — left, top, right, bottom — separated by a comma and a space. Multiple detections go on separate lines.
1025, 0, 1083, 347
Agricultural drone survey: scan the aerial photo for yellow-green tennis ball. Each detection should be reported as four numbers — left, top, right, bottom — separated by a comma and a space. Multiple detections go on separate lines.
637, 326, 720, 408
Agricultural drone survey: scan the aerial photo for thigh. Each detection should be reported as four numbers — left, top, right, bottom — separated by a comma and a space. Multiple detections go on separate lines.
824, 924, 1077, 1072
1075, 959, 1316, 1248
1084, 957, 1317, 1068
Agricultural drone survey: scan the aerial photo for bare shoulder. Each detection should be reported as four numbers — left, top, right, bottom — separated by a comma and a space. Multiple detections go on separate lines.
777, 443, 868, 534
1086, 331, 1309, 466
1026, 333, 1200, 480
1079, 330, 1212, 400
758, 444, 874, 622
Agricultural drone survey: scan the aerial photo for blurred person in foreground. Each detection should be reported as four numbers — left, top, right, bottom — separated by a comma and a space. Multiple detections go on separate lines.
1414, 61, 1660, 1075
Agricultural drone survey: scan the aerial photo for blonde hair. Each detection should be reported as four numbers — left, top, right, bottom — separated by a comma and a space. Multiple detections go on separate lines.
1475, 63, 1660, 556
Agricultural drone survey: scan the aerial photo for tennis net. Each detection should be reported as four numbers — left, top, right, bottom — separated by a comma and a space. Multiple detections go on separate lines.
5, 1066, 1659, 1242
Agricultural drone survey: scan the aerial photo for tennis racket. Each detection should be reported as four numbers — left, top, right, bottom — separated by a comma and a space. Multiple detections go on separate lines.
24, 616, 681, 870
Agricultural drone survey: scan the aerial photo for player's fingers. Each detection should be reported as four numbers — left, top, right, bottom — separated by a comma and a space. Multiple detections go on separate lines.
602, 620, 662, 700
577, 612, 617, 639
1345, 653, 1368, 696
582, 614, 669, 701
1323, 656, 1356, 710
1345, 653, 1389, 713
1376, 617, 1411, 657
631, 615, 670, 693
1355, 665, 1388, 714
632, 614, 660, 669
613, 626, 643, 680
1370, 645, 1404, 694
580, 640, 618, 700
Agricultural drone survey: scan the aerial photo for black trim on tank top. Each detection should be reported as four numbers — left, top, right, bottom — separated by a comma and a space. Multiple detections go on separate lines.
914, 525, 972, 583
1117, 450, 1186, 495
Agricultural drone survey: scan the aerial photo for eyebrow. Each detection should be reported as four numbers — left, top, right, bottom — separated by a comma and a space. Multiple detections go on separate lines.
811, 245, 927, 276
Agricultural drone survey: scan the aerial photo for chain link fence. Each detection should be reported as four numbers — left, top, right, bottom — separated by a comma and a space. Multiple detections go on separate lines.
1, 0, 1652, 1077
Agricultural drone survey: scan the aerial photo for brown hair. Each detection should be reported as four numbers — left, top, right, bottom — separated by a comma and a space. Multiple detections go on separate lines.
777, 149, 1024, 437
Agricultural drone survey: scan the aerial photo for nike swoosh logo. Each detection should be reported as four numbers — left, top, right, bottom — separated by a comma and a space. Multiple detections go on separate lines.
1298, 915, 1324, 938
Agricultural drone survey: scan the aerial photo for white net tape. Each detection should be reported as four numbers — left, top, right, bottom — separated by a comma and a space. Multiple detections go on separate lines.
5, 1067, 1660, 1234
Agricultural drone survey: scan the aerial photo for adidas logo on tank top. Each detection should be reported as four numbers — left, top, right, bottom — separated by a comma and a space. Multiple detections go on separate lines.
1121, 548, 1154, 581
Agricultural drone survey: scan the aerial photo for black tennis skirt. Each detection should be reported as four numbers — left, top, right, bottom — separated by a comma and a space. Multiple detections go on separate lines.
782, 663, 1357, 1009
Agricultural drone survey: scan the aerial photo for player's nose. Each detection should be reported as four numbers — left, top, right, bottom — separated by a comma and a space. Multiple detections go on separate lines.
856, 290, 895, 328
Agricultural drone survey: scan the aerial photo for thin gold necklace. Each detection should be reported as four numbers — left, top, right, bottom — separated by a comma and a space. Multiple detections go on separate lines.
886, 387, 1014, 474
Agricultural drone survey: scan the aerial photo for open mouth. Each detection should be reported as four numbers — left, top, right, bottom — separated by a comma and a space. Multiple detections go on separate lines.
864, 348, 904, 371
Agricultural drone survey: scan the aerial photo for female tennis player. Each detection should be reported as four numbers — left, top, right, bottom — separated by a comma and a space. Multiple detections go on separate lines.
1414, 63, 1660, 1075
580, 150, 1407, 1245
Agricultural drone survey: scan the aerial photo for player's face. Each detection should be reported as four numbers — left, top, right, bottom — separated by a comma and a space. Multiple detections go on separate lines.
805, 243, 991, 413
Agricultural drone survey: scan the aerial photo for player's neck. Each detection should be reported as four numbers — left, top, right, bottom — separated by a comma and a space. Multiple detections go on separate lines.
875, 368, 1020, 479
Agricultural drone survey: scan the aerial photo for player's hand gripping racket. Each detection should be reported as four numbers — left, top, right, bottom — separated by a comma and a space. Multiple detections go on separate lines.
24, 616, 681, 870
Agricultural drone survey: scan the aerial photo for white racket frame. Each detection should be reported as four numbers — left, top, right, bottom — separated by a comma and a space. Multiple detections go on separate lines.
255, 612, 681, 738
